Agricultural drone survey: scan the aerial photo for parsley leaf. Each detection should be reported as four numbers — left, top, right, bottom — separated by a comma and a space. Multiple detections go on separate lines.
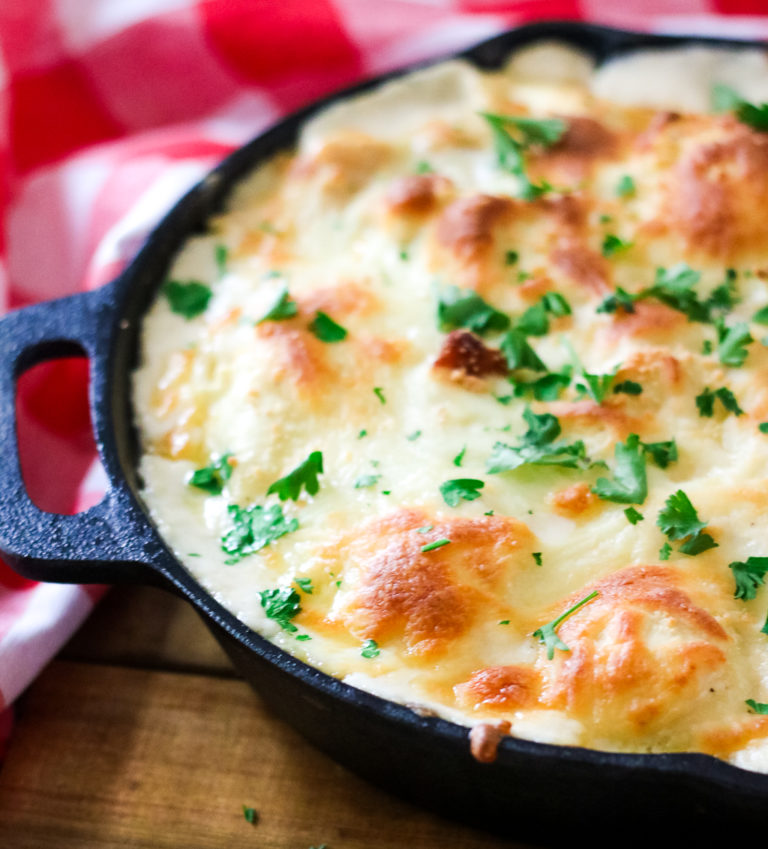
657, 490, 717, 557
440, 478, 485, 507
421, 538, 451, 552
257, 286, 298, 323
267, 451, 324, 502
533, 590, 599, 660
222, 504, 298, 560
215, 244, 228, 276
695, 386, 743, 417
612, 380, 642, 396
309, 311, 348, 342
436, 285, 510, 335
453, 446, 466, 467
532, 552, 543, 566
373, 386, 386, 405
294, 577, 314, 594
259, 587, 302, 632
480, 111, 566, 201
716, 319, 753, 367
187, 453, 234, 494
753, 305, 768, 325
641, 439, 678, 469
746, 699, 768, 715
592, 433, 647, 504
541, 291, 572, 317
508, 369, 572, 401
729, 557, 768, 600
624, 507, 644, 524
515, 302, 549, 336
616, 174, 636, 198
354, 474, 380, 489
361, 639, 380, 658
712, 83, 768, 131
242, 806, 258, 825
486, 407, 592, 473
500, 329, 547, 372
601, 234, 633, 257
596, 286, 635, 315
163, 280, 212, 318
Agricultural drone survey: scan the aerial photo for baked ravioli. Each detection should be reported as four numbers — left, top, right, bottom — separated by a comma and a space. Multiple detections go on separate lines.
134, 42, 768, 771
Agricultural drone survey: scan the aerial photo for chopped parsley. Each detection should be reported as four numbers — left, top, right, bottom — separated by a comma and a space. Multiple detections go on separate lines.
187, 453, 234, 495
259, 586, 302, 632
659, 542, 672, 561
616, 174, 636, 198
541, 291, 572, 317
601, 234, 633, 257
753, 305, 768, 325
354, 474, 380, 489
716, 319, 753, 367
406, 430, 421, 441
215, 244, 228, 276
415, 160, 433, 173
642, 439, 678, 469
267, 451, 324, 501
746, 699, 768, 715
373, 386, 386, 405
760, 423, 768, 434
439, 478, 484, 507
729, 557, 768, 601
712, 83, 768, 131
242, 806, 258, 825
508, 369, 572, 401
612, 380, 642, 396
505, 250, 519, 266
294, 577, 314, 594
436, 285, 510, 335
486, 407, 592, 473
480, 111, 566, 201
257, 286, 298, 323
500, 329, 547, 372
515, 302, 549, 336
597, 286, 635, 315
163, 280, 212, 318
657, 490, 717, 556
532, 552, 543, 566
222, 504, 298, 561
421, 538, 451, 552
453, 446, 466, 467
533, 590, 599, 660
416, 524, 434, 534
358, 429, 367, 439
361, 639, 380, 658
695, 386, 744, 417
308, 311, 348, 342
624, 507, 644, 524
592, 433, 647, 505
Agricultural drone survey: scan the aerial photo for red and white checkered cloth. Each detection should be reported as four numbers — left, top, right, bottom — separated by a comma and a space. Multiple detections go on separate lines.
0, 0, 766, 754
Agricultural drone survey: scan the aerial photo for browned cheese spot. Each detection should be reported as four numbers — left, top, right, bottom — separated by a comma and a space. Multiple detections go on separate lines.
327, 509, 533, 657
664, 123, 768, 260
436, 194, 515, 264
536, 566, 730, 737
532, 115, 619, 181
548, 482, 598, 517
433, 330, 508, 384
455, 665, 540, 712
384, 174, 454, 218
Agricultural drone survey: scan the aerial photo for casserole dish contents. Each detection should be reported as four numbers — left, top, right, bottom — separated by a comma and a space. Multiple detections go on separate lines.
134, 42, 768, 771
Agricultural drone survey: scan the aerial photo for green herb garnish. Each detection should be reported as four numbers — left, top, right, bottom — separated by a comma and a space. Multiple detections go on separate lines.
354, 474, 380, 489
500, 329, 547, 372
716, 319, 753, 367
453, 446, 466, 467
624, 507, 644, 524
267, 451, 324, 502
616, 174, 636, 198
163, 280, 212, 318
612, 380, 642, 396
421, 538, 451, 552
729, 557, 768, 600
242, 806, 258, 824
222, 504, 298, 561
309, 311, 348, 342
533, 590, 599, 660
657, 490, 718, 556
439, 478, 484, 507
695, 386, 743, 417
436, 285, 510, 335
259, 586, 302, 632
361, 639, 380, 658
187, 453, 234, 495
746, 699, 768, 715
712, 83, 768, 131
592, 433, 647, 505
257, 286, 298, 323
294, 577, 314, 594
532, 552, 543, 566
601, 234, 633, 257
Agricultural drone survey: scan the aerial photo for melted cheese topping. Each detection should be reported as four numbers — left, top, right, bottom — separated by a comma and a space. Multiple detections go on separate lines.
134, 43, 768, 770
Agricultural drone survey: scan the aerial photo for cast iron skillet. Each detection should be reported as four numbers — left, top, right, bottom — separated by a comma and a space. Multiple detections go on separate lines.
2, 21, 768, 845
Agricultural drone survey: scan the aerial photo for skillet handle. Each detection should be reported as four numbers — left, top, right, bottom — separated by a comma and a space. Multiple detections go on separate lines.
0, 286, 162, 585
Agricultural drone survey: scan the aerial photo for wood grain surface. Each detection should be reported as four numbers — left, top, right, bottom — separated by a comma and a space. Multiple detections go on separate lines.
0, 587, 531, 849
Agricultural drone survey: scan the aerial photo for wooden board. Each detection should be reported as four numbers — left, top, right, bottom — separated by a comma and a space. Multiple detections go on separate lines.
0, 587, 534, 848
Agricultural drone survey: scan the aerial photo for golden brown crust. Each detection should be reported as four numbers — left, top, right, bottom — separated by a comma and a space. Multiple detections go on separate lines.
436, 194, 515, 265
455, 665, 540, 711
433, 330, 508, 379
